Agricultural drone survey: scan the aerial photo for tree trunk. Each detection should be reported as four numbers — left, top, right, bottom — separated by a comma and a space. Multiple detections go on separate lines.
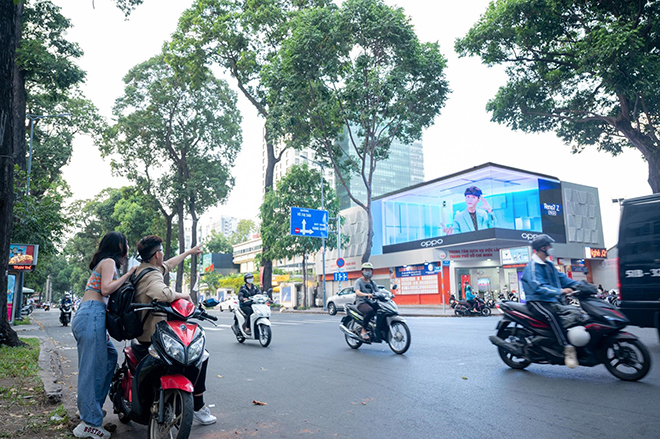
0, 2, 25, 347
260, 129, 277, 295
361, 199, 374, 263
11, 2, 24, 171
190, 213, 198, 304
175, 199, 185, 293
643, 146, 660, 194
164, 213, 173, 285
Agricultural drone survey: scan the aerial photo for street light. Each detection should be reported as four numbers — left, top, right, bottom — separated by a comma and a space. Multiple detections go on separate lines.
26, 113, 70, 197
300, 154, 327, 310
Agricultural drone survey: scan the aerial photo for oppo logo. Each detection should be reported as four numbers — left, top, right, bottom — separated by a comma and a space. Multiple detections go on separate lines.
521, 233, 539, 240
420, 239, 444, 248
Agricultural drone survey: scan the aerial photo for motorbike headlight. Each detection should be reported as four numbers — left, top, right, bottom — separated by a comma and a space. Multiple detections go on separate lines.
188, 337, 205, 363
161, 333, 185, 364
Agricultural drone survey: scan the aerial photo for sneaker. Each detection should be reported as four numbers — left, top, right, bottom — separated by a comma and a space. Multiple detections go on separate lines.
193, 405, 217, 425
564, 345, 579, 369
73, 421, 111, 438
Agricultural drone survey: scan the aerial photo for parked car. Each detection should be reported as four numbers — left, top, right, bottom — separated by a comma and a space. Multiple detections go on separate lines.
618, 193, 660, 340
326, 287, 356, 315
219, 296, 238, 312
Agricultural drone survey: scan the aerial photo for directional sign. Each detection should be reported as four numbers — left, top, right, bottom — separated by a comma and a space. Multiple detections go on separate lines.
336, 258, 345, 268
333, 272, 348, 281
290, 207, 328, 238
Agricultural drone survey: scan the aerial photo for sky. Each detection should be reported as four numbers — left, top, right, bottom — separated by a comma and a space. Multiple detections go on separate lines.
56, 0, 652, 248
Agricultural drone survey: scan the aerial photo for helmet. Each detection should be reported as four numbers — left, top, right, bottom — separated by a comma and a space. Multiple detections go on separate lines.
64, 293, 71, 298
464, 186, 483, 197
567, 326, 591, 347
531, 234, 555, 251
361, 262, 374, 270
244, 273, 254, 282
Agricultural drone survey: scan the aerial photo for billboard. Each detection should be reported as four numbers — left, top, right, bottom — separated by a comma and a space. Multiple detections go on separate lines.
374, 165, 566, 254
9, 244, 39, 271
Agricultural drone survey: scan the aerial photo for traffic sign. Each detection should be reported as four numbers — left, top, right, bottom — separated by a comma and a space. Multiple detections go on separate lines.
336, 258, 345, 268
290, 207, 328, 238
333, 272, 348, 281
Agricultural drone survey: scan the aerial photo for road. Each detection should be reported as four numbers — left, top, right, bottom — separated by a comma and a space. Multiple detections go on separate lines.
34, 308, 660, 439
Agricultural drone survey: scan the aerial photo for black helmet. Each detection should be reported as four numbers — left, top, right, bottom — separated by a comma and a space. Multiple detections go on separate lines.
531, 234, 555, 251
244, 273, 254, 282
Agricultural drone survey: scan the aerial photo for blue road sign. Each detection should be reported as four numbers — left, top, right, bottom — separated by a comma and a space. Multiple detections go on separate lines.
333, 272, 348, 281
290, 207, 328, 238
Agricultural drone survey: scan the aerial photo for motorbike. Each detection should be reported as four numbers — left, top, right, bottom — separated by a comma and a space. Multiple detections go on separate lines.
109, 299, 218, 439
449, 294, 457, 309
489, 283, 652, 381
43, 303, 50, 311
606, 291, 619, 307
21, 303, 34, 316
59, 303, 72, 326
484, 291, 496, 308
231, 294, 272, 347
454, 297, 492, 317
339, 289, 411, 355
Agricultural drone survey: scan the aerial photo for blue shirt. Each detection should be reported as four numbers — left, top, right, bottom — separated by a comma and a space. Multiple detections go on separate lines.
521, 254, 578, 302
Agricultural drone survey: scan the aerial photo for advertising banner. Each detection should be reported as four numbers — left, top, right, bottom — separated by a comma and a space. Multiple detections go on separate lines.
202, 253, 214, 273
376, 165, 566, 254
9, 244, 39, 271
501, 246, 531, 265
7, 274, 16, 321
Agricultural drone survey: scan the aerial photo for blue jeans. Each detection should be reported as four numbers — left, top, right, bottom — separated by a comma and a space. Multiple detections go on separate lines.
72, 300, 117, 427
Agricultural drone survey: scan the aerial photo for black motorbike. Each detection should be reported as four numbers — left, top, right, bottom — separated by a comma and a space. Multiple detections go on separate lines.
484, 292, 496, 308
455, 297, 491, 316
43, 303, 50, 311
339, 290, 411, 354
59, 303, 72, 326
489, 283, 651, 381
110, 299, 218, 439
449, 294, 457, 309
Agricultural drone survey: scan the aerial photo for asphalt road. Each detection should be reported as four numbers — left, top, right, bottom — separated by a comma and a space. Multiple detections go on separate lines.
34, 308, 660, 439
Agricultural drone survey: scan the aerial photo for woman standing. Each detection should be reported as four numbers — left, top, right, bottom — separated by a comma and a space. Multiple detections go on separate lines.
72, 232, 135, 439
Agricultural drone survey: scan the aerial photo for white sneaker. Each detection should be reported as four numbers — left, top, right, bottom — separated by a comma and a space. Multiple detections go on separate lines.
564, 345, 579, 369
193, 405, 217, 425
73, 421, 111, 438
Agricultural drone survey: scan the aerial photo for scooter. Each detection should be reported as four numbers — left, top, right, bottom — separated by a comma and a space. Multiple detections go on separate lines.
484, 291, 496, 308
231, 294, 272, 347
43, 303, 50, 311
339, 289, 411, 355
449, 294, 457, 309
109, 299, 218, 439
489, 282, 652, 381
454, 297, 492, 316
59, 303, 72, 326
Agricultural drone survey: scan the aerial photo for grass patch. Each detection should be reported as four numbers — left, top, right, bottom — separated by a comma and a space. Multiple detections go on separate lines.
13, 316, 32, 326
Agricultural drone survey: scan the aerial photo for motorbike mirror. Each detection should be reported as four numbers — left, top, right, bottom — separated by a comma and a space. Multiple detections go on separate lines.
392, 284, 398, 290
203, 298, 219, 308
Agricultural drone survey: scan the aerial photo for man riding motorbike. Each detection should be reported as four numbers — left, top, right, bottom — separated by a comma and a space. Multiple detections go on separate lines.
61, 292, 73, 308
353, 262, 381, 341
520, 234, 580, 368
465, 284, 477, 312
238, 273, 260, 335
133, 235, 216, 425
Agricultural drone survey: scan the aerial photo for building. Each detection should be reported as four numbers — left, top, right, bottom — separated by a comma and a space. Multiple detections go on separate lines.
232, 235, 263, 273
316, 162, 607, 304
335, 127, 425, 209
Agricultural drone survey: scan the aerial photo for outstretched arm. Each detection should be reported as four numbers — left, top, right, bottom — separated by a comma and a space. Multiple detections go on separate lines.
165, 244, 202, 269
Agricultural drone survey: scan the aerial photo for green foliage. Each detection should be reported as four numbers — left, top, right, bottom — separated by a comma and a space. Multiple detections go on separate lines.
265, 0, 450, 259
0, 338, 40, 383
260, 164, 340, 262
455, 0, 660, 191
230, 219, 258, 244
206, 272, 260, 294
204, 230, 233, 254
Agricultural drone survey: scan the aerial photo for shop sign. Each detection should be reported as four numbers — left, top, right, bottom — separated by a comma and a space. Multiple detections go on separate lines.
9, 244, 39, 272
325, 255, 362, 272
500, 246, 531, 265
395, 263, 442, 278
446, 247, 497, 260
585, 247, 607, 259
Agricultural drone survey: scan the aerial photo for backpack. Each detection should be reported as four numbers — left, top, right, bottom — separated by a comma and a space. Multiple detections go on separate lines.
106, 267, 157, 341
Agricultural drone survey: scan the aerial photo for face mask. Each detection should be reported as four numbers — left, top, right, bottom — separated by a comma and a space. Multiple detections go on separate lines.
545, 247, 554, 256
247, 279, 253, 284
363, 270, 373, 279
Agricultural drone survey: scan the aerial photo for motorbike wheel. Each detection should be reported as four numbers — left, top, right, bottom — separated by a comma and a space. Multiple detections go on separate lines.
388, 322, 411, 355
236, 334, 245, 343
497, 325, 531, 370
148, 389, 193, 439
328, 303, 337, 316
481, 307, 492, 317
454, 309, 463, 317
258, 325, 272, 347
344, 320, 363, 350
603, 338, 651, 381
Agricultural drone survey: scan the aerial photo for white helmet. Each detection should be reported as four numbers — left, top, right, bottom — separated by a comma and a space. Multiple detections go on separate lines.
567, 326, 590, 347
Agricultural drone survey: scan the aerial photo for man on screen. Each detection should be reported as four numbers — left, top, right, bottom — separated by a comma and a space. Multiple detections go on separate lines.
445, 186, 496, 234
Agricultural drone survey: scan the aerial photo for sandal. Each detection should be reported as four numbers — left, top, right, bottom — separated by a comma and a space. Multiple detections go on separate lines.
361, 333, 370, 341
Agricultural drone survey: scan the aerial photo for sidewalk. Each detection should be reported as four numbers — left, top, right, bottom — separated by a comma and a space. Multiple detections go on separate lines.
280, 305, 502, 317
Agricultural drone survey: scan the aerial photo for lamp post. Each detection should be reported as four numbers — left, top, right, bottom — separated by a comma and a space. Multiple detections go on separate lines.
300, 154, 327, 310
25, 113, 70, 198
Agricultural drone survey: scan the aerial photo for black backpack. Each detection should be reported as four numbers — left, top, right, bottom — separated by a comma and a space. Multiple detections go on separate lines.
106, 267, 157, 341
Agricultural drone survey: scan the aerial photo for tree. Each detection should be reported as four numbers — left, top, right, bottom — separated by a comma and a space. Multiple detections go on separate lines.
260, 164, 340, 306
455, 0, 660, 192
267, 0, 449, 262
204, 230, 233, 254
230, 219, 258, 245
173, 0, 331, 298
104, 53, 242, 301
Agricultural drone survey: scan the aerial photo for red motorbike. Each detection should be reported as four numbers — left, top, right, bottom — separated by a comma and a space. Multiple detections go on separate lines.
110, 299, 217, 439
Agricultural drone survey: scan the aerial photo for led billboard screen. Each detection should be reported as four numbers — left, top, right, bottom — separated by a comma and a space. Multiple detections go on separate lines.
373, 165, 566, 254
